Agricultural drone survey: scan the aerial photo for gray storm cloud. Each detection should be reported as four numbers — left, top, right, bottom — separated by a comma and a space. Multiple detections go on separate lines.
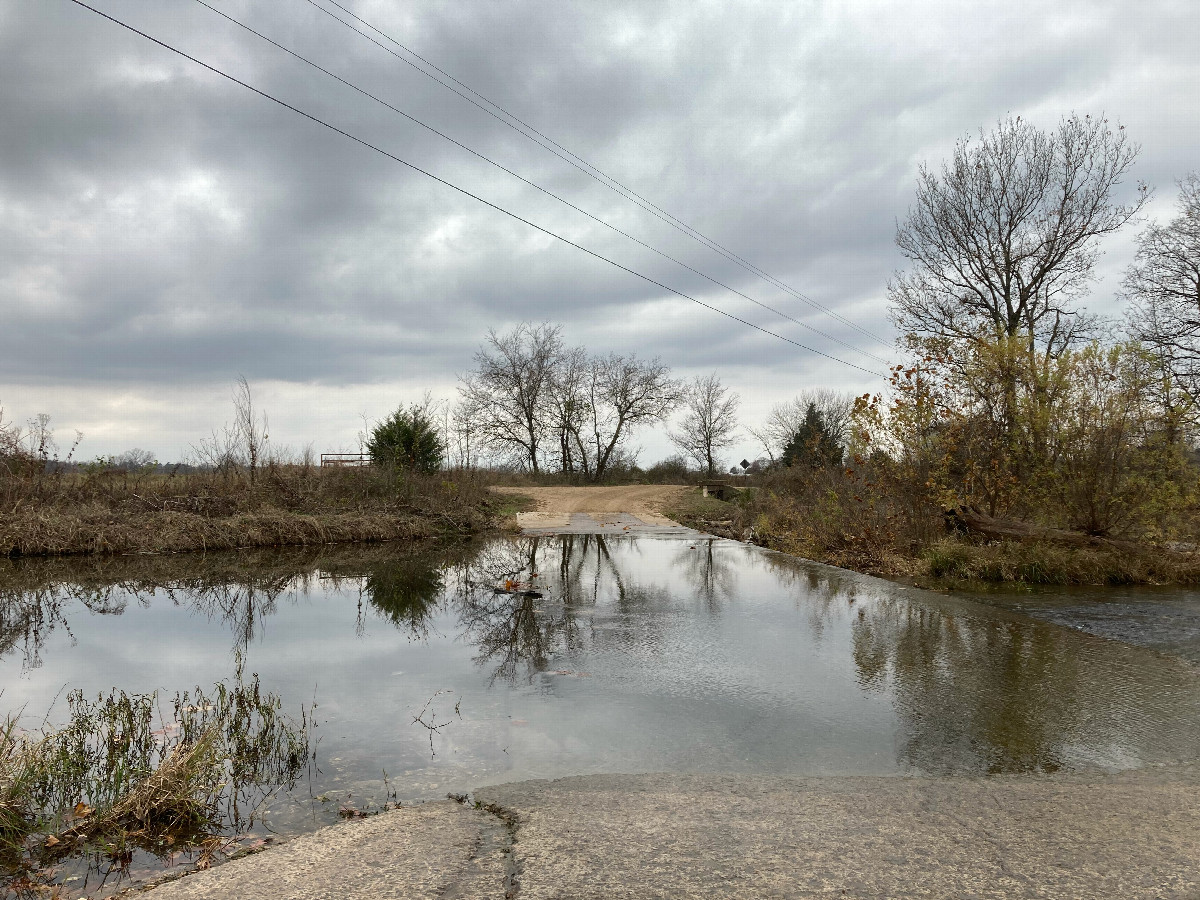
1, 0, 1197, 460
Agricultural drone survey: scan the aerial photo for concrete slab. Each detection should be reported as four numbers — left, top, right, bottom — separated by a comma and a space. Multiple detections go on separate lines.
138, 800, 511, 900
140, 769, 1200, 899
476, 771, 1200, 900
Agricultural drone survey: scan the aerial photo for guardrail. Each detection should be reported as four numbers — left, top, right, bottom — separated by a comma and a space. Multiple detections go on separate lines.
320, 453, 371, 467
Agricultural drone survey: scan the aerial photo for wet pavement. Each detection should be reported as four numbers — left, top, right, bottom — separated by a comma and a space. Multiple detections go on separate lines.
144, 769, 1200, 899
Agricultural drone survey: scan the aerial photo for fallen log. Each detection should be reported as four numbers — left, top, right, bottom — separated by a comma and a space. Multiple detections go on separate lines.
944, 506, 1146, 554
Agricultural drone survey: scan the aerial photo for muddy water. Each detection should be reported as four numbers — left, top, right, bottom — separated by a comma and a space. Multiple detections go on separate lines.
3, 535, 1200, 888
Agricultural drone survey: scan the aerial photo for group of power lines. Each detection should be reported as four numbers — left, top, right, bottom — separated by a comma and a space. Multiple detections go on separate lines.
65, 0, 891, 378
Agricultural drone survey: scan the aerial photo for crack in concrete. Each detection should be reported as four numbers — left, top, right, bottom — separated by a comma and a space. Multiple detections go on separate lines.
448, 793, 522, 898
479, 801, 522, 899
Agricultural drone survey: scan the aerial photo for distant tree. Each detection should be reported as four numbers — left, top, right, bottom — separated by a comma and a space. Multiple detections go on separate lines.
644, 454, 691, 483
108, 448, 156, 471
0, 406, 23, 459
782, 403, 844, 468
548, 345, 590, 476
748, 390, 854, 464
233, 376, 268, 484
459, 324, 678, 479
577, 352, 681, 481
1125, 173, 1200, 406
670, 373, 740, 477
891, 114, 1146, 357
368, 404, 444, 473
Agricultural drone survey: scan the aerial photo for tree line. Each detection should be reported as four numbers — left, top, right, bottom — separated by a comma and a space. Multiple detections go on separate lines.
373, 111, 1200, 546
370, 324, 752, 481
856, 113, 1200, 540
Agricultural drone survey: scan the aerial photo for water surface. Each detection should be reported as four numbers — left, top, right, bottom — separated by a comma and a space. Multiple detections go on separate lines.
3, 535, 1199, 840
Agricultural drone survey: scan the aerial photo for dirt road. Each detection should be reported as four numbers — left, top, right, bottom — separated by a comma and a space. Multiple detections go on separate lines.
491, 484, 690, 528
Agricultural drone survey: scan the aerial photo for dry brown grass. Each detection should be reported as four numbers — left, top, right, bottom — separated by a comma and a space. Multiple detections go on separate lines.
0, 462, 507, 558
664, 466, 1200, 586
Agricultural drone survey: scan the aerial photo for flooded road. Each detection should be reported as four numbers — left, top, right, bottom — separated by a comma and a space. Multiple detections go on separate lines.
3, 534, 1200, 889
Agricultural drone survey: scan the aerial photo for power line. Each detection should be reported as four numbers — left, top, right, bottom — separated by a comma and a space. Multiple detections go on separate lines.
62, 0, 885, 379
188, 0, 890, 368
302, 0, 892, 349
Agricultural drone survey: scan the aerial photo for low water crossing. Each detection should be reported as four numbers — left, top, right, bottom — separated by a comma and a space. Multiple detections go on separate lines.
3, 528, 1199, 891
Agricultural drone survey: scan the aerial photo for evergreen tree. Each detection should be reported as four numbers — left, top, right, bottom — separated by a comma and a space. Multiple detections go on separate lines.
368, 405, 444, 474
781, 403, 843, 468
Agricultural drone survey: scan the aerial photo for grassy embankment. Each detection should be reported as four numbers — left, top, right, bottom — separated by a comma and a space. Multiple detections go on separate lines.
664, 472, 1200, 588
1, 463, 530, 558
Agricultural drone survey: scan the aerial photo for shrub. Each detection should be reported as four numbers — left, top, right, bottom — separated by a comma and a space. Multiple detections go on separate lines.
367, 405, 444, 474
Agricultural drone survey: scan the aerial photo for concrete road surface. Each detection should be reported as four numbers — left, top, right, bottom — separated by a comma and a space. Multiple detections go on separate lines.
140, 769, 1200, 899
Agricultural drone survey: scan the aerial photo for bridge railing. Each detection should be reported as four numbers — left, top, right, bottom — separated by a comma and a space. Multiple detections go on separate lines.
320, 453, 371, 468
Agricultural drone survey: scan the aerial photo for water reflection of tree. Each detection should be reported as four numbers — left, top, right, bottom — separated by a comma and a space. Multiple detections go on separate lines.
446, 537, 584, 683
850, 592, 1200, 774
359, 557, 445, 639
0, 546, 462, 667
0, 583, 131, 672
671, 538, 737, 612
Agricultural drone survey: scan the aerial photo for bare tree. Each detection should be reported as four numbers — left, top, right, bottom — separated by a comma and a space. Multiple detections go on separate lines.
670, 373, 740, 476
548, 345, 590, 477
1125, 173, 1200, 404
891, 114, 1146, 356
459, 323, 564, 473
0, 406, 21, 460
747, 390, 855, 464
25, 413, 55, 462
233, 376, 268, 484
108, 448, 156, 471
579, 352, 680, 481
448, 398, 483, 470
189, 425, 240, 474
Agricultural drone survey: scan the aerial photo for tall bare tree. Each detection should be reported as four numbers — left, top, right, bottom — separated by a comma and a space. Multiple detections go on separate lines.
459, 325, 678, 478
670, 373, 740, 476
548, 345, 590, 476
891, 114, 1146, 356
1125, 173, 1200, 405
458, 323, 564, 473
233, 375, 268, 484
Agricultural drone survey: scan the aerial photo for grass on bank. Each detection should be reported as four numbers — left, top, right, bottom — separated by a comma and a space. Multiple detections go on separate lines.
664, 472, 1200, 587
0, 461, 510, 558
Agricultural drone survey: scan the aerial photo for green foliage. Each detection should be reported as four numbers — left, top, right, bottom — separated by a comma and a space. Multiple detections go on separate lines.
781, 403, 844, 469
368, 405, 444, 474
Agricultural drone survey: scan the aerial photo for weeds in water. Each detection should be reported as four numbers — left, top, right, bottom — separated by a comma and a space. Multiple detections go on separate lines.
411, 691, 462, 757
0, 660, 309, 894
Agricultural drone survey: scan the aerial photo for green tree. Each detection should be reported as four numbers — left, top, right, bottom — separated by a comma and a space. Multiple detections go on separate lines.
782, 403, 844, 468
368, 404, 444, 474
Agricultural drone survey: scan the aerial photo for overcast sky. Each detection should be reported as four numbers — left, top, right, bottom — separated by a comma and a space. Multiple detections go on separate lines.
2, 0, 1197, 466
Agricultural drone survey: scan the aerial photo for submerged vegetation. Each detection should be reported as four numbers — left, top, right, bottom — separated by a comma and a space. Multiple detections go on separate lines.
0, 661, 308, 895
